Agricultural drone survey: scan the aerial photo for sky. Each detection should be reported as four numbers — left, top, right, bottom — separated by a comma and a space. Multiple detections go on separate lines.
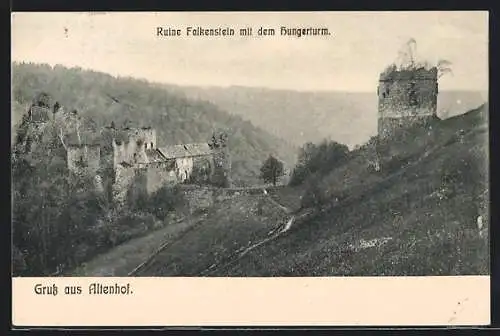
11, 11, 488, 92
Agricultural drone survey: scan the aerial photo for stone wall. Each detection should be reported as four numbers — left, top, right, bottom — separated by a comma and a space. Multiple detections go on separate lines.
136, 128, 157, 150
112, 127, 157, 166
146, 163, 178, 195
67, 145, 101, 177
175, 157, 194, 182
106, 127, 234, 203
125, 167, 148, 206
177, 185, 282, 214
190, 156, 213, 184
113, 139, 148, 167
377, 115, 435, 138
119, 127, 157, 149
179, 186, 215, 214
113, 165, 136, 204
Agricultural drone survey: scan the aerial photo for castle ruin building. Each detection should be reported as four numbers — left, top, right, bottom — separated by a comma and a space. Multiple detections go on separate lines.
97, 125, 231, 204
377, 66, 438, 137
66, 132, 101, 178
28, 105, 51, 124
19, 96, 231, 205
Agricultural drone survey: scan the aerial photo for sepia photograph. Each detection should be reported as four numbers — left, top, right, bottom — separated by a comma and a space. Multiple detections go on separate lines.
11, 11, 489, 280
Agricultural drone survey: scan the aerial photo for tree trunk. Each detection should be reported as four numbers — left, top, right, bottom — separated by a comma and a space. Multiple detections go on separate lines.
58, 128, 68, 151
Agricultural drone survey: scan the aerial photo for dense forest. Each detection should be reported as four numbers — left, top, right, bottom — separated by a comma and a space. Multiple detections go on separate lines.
11, 62, 299, 276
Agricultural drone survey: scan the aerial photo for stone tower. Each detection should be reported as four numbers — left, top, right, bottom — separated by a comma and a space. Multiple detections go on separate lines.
108, 126, 157, 204
377, 66, 438, 137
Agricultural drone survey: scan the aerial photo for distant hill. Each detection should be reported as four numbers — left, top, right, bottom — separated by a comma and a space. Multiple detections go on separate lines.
137, 104, 489, 276
11, 63, 298, 186
164, 85, 487, 149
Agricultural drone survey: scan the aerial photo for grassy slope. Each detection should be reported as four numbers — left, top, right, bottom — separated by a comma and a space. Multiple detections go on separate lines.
138, 104, 488, 276
70, 216, 204, 276
218, 104, 489, 276
137, 194, 289, 276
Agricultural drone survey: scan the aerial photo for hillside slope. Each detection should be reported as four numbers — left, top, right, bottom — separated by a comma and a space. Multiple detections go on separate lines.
136, 194, 289, 276
11, 62, 297, 186
167, 85, 487, 149
139, 103, 489, 276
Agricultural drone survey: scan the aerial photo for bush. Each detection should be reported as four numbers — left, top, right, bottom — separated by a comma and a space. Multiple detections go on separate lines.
147, 185, 182, 219
300, 176, 328, 209
290, 140, 349, 186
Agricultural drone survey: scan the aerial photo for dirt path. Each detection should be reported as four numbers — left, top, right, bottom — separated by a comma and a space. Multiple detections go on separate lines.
79, 191, 299, 277
198, 195, 307, 276
71, 217, 200, 276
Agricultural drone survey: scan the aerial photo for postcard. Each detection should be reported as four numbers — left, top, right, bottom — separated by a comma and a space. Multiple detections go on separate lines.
11, 11, 490, 326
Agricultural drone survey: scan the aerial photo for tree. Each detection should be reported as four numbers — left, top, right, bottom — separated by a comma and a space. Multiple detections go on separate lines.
260, 155, 284, 186
289, 140, 349, 186
437, 59, 453, 78
209, 129, 228, 149
33, 91, 52, 108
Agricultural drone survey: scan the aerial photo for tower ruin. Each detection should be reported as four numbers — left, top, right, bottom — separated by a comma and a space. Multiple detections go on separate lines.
377, 66, 438, 137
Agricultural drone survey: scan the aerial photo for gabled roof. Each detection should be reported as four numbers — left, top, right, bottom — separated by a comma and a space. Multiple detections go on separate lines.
144, 149, 168, 163
157, 143, 212, 159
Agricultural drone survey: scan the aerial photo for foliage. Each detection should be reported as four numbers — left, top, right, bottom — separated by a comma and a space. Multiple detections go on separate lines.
187, 159, 212, 185
10, 62, 299, 275
382, 38, 453, 79
289, 140, 349, 186
260, 155, 285, 186
12, 108, 165, 276
11, 62, 296, 185
300, 176, 327, 209
144, 185, 183, 220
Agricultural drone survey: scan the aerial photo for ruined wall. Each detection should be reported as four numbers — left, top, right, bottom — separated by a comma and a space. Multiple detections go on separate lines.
67, 145, 101, 177
175, 157, 194, 182
210, 148, 231, 188
113, 139, 149, 168
190, 156, 213, 184
377, 116, 435, 138
112, 165, 136, 204
112, 127, 156, 166
146, 162, 179, 195
122, 127, 157, 150
109, 128, 234, 203
180, 186, 215, 214
377, 68, 438, 137
137, 128, 157, 150
109, 127, 154, 202
126, 167, 148, 206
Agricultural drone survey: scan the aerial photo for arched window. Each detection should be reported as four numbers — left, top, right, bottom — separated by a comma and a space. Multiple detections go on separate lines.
151, 142, 154, 149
